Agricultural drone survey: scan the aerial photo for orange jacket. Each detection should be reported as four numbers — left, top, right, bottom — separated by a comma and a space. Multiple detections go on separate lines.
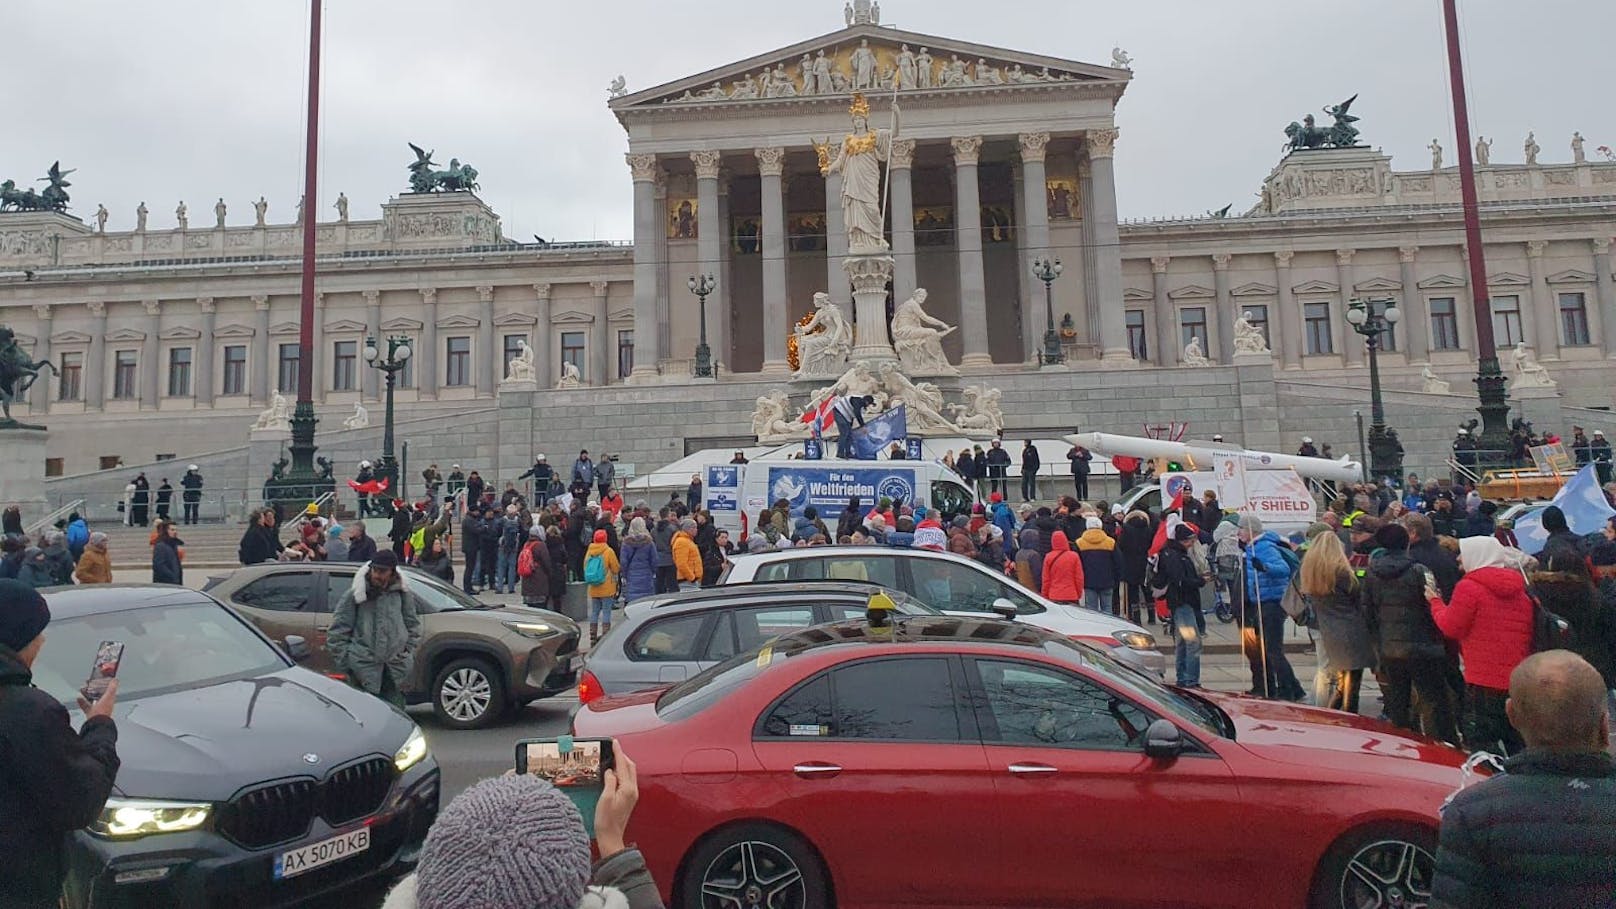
672, 531, 703, 582
1041, 531, 1085, 602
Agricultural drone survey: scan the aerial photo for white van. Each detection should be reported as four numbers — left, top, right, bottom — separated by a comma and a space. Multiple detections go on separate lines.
700, 459, 977, 538
1118, 470, 1317, 538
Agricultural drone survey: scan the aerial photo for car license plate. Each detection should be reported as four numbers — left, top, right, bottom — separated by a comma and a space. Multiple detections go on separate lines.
273, 827, 369, 880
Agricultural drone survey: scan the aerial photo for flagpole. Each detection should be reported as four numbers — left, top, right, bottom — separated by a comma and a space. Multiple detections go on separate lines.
878, 76, 901, 240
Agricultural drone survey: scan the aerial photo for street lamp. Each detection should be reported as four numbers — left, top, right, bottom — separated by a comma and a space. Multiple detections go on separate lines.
688, 274, 716, 378
1345, 298, 1404, 481
1031, 257, 1065, 365
364, 334, 412, 504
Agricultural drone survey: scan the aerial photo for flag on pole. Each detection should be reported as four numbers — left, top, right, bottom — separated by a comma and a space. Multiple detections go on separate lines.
851, 405, 908, 460
802, 396, 836, 435
1512, 464, 1616, 554
1148, 488, 1187, 557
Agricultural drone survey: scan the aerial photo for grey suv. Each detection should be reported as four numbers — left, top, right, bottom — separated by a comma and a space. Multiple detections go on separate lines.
578, 581, 938, 703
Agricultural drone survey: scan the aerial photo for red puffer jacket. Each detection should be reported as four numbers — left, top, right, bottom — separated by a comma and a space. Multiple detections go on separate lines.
1432, 566, 1534, 691
1041, 531, 1085, 603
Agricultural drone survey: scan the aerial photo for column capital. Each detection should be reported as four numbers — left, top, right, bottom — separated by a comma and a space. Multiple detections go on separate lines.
197, 296, 215, 313
753, 147, 786, 178
591, 280, 610, 297
142, 299, 161, 317
1398, 245, 1420, 263
252, 295, 270, 311
1086, 127, 1120, 159
87, 301, 106, 319
690, 149, 722, 180
475, 285, 494, 302
533, 283, 551, 301
1592, 237, 1611, 255
417, 288, 436, 305
889, 138, 916, 169
32, 304, 51, 321
362, 289, 381, 304
950, 136, 983, 166
1211, 253, 1232, 271
1017, 132, 1051, 163
1527, 240, 1548, 257
1273, 250, 1295, 267
1150, 256, 1171, 274
626, 153, 659, 183
1335, 248, 1356, 266
313, 291, 325, 308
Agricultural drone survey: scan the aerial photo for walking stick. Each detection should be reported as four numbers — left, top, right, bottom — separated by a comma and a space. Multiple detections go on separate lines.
1249, 547, 1271, 698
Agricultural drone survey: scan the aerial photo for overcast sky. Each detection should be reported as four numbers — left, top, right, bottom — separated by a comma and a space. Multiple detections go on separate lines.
4, 0, 1609, 243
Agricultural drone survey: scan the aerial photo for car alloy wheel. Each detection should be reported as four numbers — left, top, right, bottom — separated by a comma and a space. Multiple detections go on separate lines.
699, 840, 806, 909
432, 656, 506, 729
1339, 838, 1434, 909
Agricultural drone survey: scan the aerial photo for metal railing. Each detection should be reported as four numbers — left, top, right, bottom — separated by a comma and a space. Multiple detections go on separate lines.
24, 499, 85, 536
278, 492, 336, 535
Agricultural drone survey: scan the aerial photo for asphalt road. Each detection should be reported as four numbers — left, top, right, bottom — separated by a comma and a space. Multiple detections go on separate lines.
407, 695, 578, 800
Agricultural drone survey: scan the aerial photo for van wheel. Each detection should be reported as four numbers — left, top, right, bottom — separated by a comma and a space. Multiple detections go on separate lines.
1309, 823, 1436, 909
679, 822, 830, 909
432, 657, 505, 729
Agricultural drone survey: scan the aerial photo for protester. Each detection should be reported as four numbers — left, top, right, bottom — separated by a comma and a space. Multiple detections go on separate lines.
1364, 523, 1460, 744
1430, 651, 1615, 908
984, 439, 1011, 496
1066, 443, 1092, 500
130, 472, 150, 526
1433, 536, 1538, 755
73, 532, 112, 585
1076, 516, 1122, 614
1157, 524, 1205, 688
238, 507, 281, 565
64, 512, 88, 563
596, 452, 616, 500
619, 517, 657, 604
328, 551, 420, 708
17, 545, 53, 590
40, 532, 74, 586
1121, 510, 1157, 626
417, 536, 455, 584
348, 521, 378, 563
1299, 532, 1374, 712
154, 478, 173, 522
150, 521, 184, 585
1, 506, 21, 537
1538, 504, 1585, 568
584, 530, 621, 643
545, 525, 568, 611
1241, 516, 1306, 701
496, 505, 524, 595
517, 527, 554, 608
1020, 439, 1041, 502
672, 519, 702, 591
0, 579, 121, 909
1040, 530, 1085, 606
1531, 549, 1616, 703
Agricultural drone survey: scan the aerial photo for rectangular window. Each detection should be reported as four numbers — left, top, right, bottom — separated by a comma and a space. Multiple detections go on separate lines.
1559, 292, 1591, 346
1491, 295, 1524, 348
398, 341, 414, 389
222, 345, 247, 396
166, 347, 192, 398
445, 336, 471, 387
1429, 297, 1461, 350
503, 334, 526, 379
1304, 302, 1334, 355
57, 351, 82, 401
45, 458, 63, 478
561, 331, 585, 374
1125, 310, 1147, 360
277, 343, 300, 393
1243, 305, 1271, 350
1178, 307, 1207, 352
112, 350, 138, 400
618, 329, 635, 379
331, 340, 357, 391
99, 456, 121, 471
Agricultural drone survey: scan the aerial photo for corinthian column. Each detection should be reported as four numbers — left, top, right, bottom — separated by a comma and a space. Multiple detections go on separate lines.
476, 284, 496, 395
1593, 238, 1616, 357
626, 154, 662, 381
362, 290, 381, 400
691, 150, 725, 365
86, 302, 107, 411
1086, 128, 1133, 362
417, 289, 438, 399
1526, 240, 1559, 359
1337, 249, 1363, 366
1018, 133, 1052, 362
251, 295, 271, 405
755, 147, 790, 374
888, 139, 918, 306
1151, 258, 1176, 366
823, 159, 847, 305
141, 300, 161, 409
533, 284, 553, 385
1274, 252, 1300, 370
30, 305, 50, 413
590, 281, 610, 385
952, 136, 991, 366
1398, 246, 1428, 362
1212, 254, 1233, 364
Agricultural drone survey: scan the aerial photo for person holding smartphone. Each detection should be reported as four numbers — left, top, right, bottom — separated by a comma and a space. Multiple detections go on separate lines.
0, 579, 121, 908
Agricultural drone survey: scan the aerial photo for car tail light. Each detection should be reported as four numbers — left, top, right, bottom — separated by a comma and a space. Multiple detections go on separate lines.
578, 669, 603, 705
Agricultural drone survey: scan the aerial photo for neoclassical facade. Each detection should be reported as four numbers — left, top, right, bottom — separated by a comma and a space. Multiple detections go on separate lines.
1, 2, 1614, 481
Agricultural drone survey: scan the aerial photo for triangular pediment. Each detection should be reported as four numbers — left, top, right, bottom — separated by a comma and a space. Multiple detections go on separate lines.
159, 326, 202, 341
1353, 276, 1402, 293
613, 23, 1127, 112
381, 317, 423, 332
269, 321, 301, 337
1123, 287, 1152, 303
1417, 274, 1466, 290
551, 310, 595, 325
104, 327, 146, 343
15, 333, 37, 348
1488, 271, 1530, 287
323, 319, 368, 333
50, 330, 93, 345
608, 307, 634, 322
1292, 279, 1339, 295
1547, 268, 1596, 285
494, 311, 538, 327
1231, 282, 1277, 297
215, 323, 256, 339
436, 313, 481, 329
1167, 284, 1215, 301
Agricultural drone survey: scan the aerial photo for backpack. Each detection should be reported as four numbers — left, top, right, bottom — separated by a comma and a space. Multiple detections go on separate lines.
500, 518, 521, 550
518, 541, 538, 578
1521, 570, 1572, 652
584, 552, 607, 585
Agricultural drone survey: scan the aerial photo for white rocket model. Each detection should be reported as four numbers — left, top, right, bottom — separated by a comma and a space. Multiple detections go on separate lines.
1063, 432, 1363, 484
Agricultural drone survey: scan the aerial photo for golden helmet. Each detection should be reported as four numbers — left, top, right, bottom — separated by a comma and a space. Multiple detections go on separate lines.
849, 92, 870, 119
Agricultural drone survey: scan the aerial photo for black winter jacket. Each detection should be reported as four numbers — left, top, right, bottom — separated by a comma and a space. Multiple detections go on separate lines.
151, 536, 183, 585
1431, 749, 1616, 909
0, 647, 120, 906
1407, 538, 1462, 601
1361, 552, 1447, 661
1154, 540, 1204, 610
237, 523, 281, 565
347, 533, 378, 563
1534, 571, 1616, 689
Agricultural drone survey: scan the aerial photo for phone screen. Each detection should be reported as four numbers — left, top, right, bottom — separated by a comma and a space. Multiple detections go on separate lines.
515, 736, 613, 836
82, 641, 124, 702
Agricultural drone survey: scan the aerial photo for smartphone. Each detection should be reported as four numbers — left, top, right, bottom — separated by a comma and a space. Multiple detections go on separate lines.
81, 641, 124, 703
515, 736, 614, 836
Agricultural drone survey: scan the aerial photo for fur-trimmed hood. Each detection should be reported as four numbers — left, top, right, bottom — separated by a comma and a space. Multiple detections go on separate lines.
349, 560, 407, 603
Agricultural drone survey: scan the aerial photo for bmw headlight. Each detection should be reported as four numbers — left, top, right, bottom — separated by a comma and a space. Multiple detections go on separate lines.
395, 725, 429, 772
1114, 630, 1157, 651
91, 798, 212, 839
503, 620, 556, 639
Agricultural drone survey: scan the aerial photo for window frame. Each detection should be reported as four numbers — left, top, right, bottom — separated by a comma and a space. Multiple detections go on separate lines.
276, 343, 300, 394
445, 336, 472, 387
963, 656, 1161, 753
1303, 301, 1334, 355
1491, 295, 1524, 348
561, 331, 586, 374
57, 350, 83, 402
753, 654, 978, 743
1429, 297, 1461, 351
233, 571, 317, 613
1242, 305, 1271, 351
625, 612, 716, 663
1177, 307, 1208, 352
1124, 310, 1147, 360
1558, 291, 1591, 346
502, 334, 528, 380
112, 349, 138, 400
617, 329, 635, 379
331, 340, 358, 392
166, 346, 192, 398
221, 345, 248, 396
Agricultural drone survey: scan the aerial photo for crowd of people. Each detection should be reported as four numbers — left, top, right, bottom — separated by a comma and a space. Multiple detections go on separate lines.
0, 505, 118, 590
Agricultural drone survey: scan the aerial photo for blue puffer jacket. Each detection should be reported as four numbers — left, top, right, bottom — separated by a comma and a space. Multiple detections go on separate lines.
618, 535, 657, 603
991, 502, 1016, 545
1243, 531, 1295, 603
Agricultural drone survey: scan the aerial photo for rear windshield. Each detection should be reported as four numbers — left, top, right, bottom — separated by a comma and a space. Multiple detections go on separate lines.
656, 635, 812, 722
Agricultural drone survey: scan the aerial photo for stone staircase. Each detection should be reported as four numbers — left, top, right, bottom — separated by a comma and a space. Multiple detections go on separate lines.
101, 520, 247, 576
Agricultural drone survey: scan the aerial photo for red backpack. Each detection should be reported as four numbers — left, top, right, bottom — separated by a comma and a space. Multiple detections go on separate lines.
517, 540, 538, 578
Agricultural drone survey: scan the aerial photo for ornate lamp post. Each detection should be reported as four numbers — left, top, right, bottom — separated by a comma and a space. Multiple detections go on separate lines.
1346, 297, 1404, 481
688, 274, 716, 378
1031, 257, 1065, 365
364, 335, 412, 499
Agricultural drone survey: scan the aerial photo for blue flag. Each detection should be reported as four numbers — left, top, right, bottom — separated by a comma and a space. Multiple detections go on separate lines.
851, 405, 908, 460
1511, 464, 1615, 554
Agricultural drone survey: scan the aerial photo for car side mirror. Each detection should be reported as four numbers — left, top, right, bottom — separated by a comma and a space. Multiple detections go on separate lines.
282, 635, 312, 662
990, 598, 1019, 621
1143, 718, 1184, 760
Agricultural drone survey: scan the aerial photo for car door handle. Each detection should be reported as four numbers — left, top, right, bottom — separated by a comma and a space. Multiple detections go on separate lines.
1007, 763, 1058, 775
792, 762, 842, 779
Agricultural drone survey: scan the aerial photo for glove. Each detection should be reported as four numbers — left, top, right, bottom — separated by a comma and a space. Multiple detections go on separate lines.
1154, 598, 1171, 622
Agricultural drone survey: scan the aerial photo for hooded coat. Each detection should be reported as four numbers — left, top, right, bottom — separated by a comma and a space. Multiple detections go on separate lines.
585, 541, 621, 599
1362, 550, 1448, 661
1075, 527, 1122, 592
327, 564, 422, 696
1040, 531, 1085, 603
150, 535, 183, 586
519, 537, 556, 605
1119, 514, 1156, 586
619, 531, 657, 603
1242, 531, 1294, 603
1532, 567, 1616, 688
1014, 527, 1043, 591
74, 542, 112, 584
1432, 537, 1535, 690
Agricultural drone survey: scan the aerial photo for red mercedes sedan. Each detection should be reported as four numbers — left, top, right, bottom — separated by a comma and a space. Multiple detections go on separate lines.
574, 615, 1471, 909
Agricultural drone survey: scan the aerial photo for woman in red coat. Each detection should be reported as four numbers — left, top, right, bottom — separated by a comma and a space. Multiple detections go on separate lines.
1041, 531, 1085, 605
1432, 536, 1535, 754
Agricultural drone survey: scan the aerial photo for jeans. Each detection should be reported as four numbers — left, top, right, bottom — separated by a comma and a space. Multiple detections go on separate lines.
1084, 588, 1114, 614
1073, 475, 1088, 500
1021, 473, 1038, 502
655, 564, 677, 594
833, 410, 855, 459
496, 549, 518, 593
1172, 604, 1203, 688
1316, 669, 1364, 713
1381, 657, 1459, 744
1464, 684, 1523, 755
589, 595, 616, 625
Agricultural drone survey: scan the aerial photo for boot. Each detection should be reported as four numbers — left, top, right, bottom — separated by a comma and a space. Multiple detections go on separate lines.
589, 622, 598, 643
600, 622, 611, 641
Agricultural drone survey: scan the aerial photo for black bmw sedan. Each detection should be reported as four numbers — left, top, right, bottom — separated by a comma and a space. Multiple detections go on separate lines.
30, 585, 439, 908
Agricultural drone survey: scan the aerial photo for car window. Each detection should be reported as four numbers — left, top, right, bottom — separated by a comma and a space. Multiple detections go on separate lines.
973, 659, 1151, 750
407, 576, 469, 615
702, 611, 737, 662
784, 559, 824, 581
930, 480, 973, 520
831, 657, 961, 741
823, 595, 942, 622
32, 601, 286, 704
628, 613, 709, 662
907, 558, 1041, 615
321, 572, 353, 614
734, 606, 816, 653
753, 562, 792, 583
234, 573, 315, 612
760, 674, 833, 737
817, 556, 900, 586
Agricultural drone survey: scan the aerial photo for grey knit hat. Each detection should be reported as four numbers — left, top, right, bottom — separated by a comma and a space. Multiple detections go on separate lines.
412, 774, 591, 909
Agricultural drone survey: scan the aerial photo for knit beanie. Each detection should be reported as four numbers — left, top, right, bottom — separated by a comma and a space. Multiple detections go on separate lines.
1085, 517, 1103, 530
592, 530, 607, 544
1238, 514, 1264, 536
0, 579, 49, 652
412, 774, 591, 909
1374, 523, 1410, 552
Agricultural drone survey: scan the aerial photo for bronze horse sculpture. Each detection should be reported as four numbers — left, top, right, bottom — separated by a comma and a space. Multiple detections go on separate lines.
0, 327, 56, 422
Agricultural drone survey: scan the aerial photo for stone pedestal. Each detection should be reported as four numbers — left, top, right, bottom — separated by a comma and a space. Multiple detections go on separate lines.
1233, 352, 1276, 367
844, 253, 898, 364
0, 429, 49, 522
497, 378, 540, 395
380, 192, 503, 250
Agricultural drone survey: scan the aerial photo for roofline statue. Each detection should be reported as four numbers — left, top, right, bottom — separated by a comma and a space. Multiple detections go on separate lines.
1284, 95, 1362, 153
406, 143, 480, 194
0, 162, 74, 214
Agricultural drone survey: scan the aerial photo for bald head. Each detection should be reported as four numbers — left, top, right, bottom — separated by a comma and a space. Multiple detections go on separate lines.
1506, 650, 1611, 752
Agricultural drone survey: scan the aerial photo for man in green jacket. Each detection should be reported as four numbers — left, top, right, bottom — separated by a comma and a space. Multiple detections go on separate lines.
327, 550, 420, 708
